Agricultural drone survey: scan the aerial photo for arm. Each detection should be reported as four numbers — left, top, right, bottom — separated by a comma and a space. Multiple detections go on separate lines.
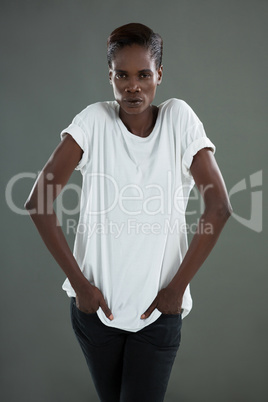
25, 134, 113, 319
141, 148, 233, 317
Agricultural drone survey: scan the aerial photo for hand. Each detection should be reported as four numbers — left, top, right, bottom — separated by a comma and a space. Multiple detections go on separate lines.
141, 287, 182, 319
76, 283, 114, 320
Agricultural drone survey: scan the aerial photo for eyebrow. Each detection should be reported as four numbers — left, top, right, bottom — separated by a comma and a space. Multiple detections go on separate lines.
114, 69, 153, 73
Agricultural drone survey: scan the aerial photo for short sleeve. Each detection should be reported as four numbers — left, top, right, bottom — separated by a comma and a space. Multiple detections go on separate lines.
60, 114, 89, 171
179, 101, 216, 179
181, 123, 216, 179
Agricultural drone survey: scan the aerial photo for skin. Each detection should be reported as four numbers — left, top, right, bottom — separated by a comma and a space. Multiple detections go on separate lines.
109, 44, 163, 138
25, 44, 232, 320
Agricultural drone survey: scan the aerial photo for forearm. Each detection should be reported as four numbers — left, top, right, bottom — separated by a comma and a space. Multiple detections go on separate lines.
167, 205, 232, 295
27, 207, 89, 293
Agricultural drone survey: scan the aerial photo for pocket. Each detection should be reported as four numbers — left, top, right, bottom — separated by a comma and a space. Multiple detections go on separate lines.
144, 311, 182, 348
71, 297, 97, 317
158, 307, 184, 317
161, 313, 182, 318
155, 307, 182, 318
76, 307, 97, 316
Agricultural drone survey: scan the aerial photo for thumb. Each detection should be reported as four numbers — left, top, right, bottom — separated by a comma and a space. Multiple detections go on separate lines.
100, 299, 114, 321
141, 301, 157, 319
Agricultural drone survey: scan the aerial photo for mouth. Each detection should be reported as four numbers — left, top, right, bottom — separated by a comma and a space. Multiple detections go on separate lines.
124, 98, 143, 107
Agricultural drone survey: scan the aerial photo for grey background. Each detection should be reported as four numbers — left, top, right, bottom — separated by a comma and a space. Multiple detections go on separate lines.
1, 1, 267, 401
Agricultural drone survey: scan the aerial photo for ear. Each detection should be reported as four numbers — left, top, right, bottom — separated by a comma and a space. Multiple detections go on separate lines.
157, 65, 163, 85
109, 69, 113, 85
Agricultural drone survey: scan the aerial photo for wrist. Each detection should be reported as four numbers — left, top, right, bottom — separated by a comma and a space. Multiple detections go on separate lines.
71, 275, 92, 295
166, 279, 187, 298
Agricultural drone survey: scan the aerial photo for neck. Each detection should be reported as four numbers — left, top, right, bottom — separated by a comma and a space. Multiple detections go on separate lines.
119, 105, 158, 138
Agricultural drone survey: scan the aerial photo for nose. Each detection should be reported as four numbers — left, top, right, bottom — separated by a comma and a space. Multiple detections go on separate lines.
125, 78, 141, 93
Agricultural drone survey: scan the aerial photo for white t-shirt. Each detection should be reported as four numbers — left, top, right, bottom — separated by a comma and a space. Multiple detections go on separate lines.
60, 98, 216, 332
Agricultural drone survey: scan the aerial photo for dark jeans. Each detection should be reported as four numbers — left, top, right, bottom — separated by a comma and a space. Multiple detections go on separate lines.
70, 297, 182, 402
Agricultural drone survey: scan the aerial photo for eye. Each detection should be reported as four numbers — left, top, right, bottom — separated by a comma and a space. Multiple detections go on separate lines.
140, 73, 151, 79
115, 73, 127, 79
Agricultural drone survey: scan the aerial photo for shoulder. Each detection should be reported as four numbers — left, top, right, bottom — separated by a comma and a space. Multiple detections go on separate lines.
159, 98, 194, 116
159, 98, 201, 125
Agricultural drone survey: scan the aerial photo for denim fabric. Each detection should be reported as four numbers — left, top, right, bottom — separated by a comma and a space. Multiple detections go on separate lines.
70, 297, 182, 402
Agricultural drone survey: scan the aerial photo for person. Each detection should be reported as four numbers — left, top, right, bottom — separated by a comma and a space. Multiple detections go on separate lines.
25, 22, 232, 402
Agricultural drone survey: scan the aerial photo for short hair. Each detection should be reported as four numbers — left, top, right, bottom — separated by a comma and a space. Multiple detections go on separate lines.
107, 23, 163, 69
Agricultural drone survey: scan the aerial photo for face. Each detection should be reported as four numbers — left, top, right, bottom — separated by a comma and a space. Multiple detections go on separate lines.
109, 44, 163, 116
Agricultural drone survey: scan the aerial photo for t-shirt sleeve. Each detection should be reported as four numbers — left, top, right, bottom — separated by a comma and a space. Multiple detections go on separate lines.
60, 114, 89, 171
180, 102, 216, 180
